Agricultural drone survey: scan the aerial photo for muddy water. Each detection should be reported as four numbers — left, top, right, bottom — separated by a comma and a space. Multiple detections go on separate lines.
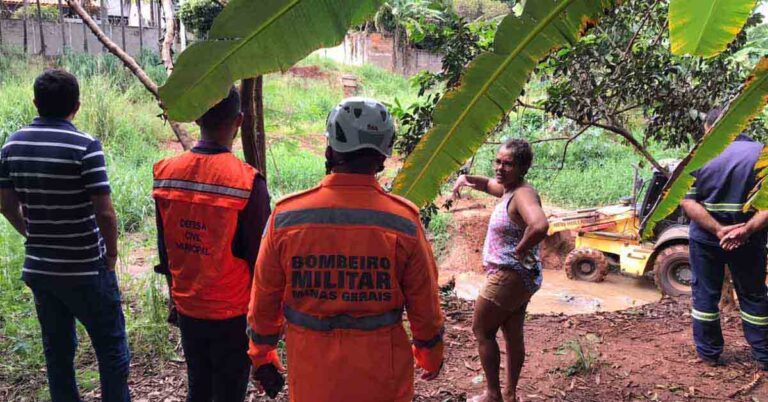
452, 269, 661, 315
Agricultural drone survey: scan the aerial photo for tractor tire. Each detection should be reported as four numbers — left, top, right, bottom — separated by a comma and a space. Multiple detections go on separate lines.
564, 248, 609, 283
653, 244, 692, 297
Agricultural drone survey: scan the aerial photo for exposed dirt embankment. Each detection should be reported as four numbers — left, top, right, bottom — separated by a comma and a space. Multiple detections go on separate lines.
437, 196, 574, 285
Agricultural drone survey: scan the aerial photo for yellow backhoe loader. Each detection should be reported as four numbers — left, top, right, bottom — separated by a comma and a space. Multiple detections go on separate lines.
547, 161, 691, 296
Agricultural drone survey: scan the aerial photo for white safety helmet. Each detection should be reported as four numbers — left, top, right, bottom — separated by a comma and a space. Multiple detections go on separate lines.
325, 97, 396, 157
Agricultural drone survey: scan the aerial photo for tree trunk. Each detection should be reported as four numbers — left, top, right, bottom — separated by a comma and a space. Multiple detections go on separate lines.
0, 0, 4, 46
159, 0, 174, 73
120, 0, 125, 50
57, 0, 65, 51
23, 0, 28, 53
155, 0, 160, 45
35, 0, 45, 55
148, 0, 154, 28
65, 0, 194, 150
99, 0, 106, 52
255, 76, 267, 176
239, 77, 267, 175
392, 27, 399, 73
82, 4, 88, 53
240, 78, 258, 168
137, 0, 143, 54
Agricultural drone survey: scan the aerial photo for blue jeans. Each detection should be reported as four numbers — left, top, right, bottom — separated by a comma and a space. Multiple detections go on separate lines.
26, 270, 131, 402
690, 239, 768, 363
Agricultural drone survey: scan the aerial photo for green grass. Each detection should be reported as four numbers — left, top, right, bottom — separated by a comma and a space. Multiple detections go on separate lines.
265, 54, 418, 136
0, 50, 382, 399
427, 211, 453, 260
265, 141, 326, 201
472, 125, 686, 208
0, 49, 175, 398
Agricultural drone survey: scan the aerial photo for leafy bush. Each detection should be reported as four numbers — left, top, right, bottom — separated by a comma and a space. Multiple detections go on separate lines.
11, 5, 59, 22
452, 0, 510, 20
178, 0, 225, 38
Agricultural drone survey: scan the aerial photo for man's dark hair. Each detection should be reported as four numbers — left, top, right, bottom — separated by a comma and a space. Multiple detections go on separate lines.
34, 69, 80, 119
501, 138, 534, 177
198, 86, 241, 130
705, 107, 724, 128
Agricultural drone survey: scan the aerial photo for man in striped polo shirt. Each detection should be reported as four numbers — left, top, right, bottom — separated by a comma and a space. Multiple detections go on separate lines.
0, 69, 131, 401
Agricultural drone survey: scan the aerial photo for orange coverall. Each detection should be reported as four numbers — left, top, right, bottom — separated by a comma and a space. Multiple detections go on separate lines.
247, 173, 445, 402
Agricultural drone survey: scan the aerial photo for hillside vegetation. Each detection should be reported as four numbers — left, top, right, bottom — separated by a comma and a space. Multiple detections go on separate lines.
1, 47, 680, 398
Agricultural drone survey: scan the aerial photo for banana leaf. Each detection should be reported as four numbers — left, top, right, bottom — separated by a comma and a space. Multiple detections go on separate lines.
640, 57, 768, 239
669, 0, 757, 58
744, 146, 768, 210
159, 0, 383, 122
391, 0, 617, 207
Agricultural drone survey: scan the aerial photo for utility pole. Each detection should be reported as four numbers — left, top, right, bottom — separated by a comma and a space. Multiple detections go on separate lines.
35, 0, 46, 55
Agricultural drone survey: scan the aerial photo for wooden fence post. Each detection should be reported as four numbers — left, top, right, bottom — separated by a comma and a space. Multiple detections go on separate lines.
57, 0, 66, 51
35, 0, 45, 55
137, 0, 143, 54
119, 0, 125, 49
23, 0, 29, 53
0, 0, 5, 46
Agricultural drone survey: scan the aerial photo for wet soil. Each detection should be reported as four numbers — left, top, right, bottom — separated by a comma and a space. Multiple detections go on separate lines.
113, 294, 767, 402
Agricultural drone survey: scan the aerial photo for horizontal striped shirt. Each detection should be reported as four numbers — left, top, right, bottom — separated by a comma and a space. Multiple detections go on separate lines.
0, 117, 111, 281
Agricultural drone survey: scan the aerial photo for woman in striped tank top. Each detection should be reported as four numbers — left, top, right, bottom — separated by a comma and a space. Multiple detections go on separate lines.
452, 139, 549, 402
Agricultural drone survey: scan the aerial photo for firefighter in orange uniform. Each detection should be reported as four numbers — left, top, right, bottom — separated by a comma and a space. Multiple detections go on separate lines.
248, 97, 445, 401
153, 88, 271, 402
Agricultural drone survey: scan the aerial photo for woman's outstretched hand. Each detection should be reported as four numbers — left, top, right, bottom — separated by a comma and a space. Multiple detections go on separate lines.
452, 175, 476, 200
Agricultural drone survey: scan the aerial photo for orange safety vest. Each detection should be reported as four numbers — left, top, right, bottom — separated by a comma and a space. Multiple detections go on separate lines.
153, 151, 257, 320
247, 173, 444, 402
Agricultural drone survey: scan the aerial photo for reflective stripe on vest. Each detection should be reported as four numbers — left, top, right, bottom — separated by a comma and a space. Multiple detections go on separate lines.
154, 179, 251, 199
247, 326, 280, 346
274, 207, 417, 237
284, 305, 403, 331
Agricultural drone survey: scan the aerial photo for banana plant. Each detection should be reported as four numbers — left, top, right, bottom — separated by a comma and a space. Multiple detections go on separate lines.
391, 0, 618, 207
159, 0, 384, 122
640, 57, 768, 239
745, 146, 768, 211
669, 0, 758, 58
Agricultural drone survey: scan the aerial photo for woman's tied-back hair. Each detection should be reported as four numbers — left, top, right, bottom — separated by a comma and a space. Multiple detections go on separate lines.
501, 138, 533, 177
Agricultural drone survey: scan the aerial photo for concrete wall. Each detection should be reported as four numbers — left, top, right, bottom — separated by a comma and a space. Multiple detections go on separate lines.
0, 18, 160, 56
315, 32, 443, 77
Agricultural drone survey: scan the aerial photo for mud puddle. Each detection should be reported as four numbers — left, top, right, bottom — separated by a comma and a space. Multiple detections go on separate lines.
452, 269, 661, 315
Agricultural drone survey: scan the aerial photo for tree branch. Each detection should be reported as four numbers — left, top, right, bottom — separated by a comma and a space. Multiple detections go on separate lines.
556, 124, 591, 171
589, 120, 668, 176
517, 100, 669, 176
65, 0, 194, 150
